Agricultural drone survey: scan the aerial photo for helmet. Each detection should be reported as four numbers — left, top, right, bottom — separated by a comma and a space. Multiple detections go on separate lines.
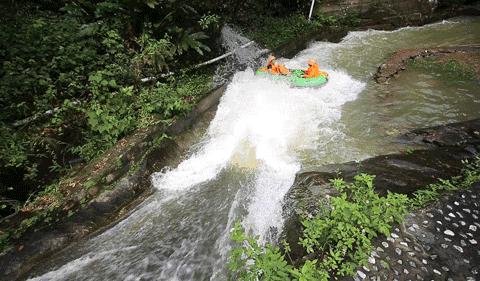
308, 59, 316, 66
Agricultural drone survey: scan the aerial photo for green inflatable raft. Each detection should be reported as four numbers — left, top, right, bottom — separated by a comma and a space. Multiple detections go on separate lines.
255, 69, 328, 88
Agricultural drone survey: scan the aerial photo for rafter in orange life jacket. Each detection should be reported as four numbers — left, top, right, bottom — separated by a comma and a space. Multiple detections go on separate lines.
304, 59, 328, 78
265, 56, 290, 75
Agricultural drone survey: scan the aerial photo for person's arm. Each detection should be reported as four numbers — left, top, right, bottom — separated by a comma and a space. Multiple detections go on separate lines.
279, 64, 290, 75
303, 67, 312, 78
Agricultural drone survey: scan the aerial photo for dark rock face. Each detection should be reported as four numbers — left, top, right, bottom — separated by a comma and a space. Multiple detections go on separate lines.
316, 0, 438, 19
400, 119, 480, 148
282, 119, 480, 273
315, 0, 480, 29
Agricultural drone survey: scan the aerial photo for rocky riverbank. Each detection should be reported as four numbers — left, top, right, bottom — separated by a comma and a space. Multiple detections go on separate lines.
374, 46, 480, 83
316, 0, 480, 30
283, 119, 480, 279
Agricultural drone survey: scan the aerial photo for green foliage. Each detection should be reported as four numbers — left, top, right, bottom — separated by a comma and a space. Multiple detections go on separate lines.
229, 174, 410, 280
299, 174, 409, 277
314, 14, 339, 26
245, 14, 323, 49
174, 29, 211, 56
290, 260, 328, 281
0, 1, 216, 207
410, 156, 480, 208
229, 158, 480, 280
243, 12, 360, 50
0, 127, 29, 169
72, 73, 212, 161
199, 14, 221, 31
0, 16, 112, 121
0, 12, 134, 181
336, 12, 361, 27
229, 221, 294, 281
134, 34, 177, 74
132, 27, 211, 76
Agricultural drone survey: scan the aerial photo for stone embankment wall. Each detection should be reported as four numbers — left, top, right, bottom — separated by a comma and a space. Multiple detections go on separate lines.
317, 0, 438, 16
315, 0, 451, 28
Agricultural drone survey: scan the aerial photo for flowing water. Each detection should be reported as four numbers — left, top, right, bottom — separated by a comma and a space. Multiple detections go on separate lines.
28, 17, 480, 281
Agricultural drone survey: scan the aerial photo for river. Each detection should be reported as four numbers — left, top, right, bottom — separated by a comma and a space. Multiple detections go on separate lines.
28, 17, 480, 281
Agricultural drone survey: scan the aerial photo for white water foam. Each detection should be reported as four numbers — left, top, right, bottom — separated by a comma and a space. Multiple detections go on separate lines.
27, 246, 139, 281
152, 65, 365, 240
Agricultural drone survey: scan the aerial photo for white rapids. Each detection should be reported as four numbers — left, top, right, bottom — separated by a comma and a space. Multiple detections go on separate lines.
151, 67, 364, 239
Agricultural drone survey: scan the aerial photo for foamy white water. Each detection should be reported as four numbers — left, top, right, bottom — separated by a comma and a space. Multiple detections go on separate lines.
152, 66, 364, 240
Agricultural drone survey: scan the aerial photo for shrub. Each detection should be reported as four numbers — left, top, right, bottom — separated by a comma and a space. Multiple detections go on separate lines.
229, 174, 410, 280
229, 157, 480, 280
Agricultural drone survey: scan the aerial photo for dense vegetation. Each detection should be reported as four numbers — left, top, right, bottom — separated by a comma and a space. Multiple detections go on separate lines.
0, 0, 220, 217
229, 157, 480, 280
243, 13, 360, 50
0, 0, 335, 250
0, 0, 355, 220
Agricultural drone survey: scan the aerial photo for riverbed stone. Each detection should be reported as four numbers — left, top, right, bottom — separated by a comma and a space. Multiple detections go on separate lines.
336, 184, 480, 281
444, 229, 455, 236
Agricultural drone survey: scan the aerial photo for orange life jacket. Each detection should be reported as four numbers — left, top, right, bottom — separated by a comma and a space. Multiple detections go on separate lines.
268, 63, 289, 75
304, 63, 320, 78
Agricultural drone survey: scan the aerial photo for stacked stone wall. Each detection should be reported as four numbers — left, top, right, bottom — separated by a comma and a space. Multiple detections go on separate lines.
315, 0, 439, 26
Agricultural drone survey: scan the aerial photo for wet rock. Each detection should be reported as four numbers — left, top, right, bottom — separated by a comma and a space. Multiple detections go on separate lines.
374, 46, 480, 84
